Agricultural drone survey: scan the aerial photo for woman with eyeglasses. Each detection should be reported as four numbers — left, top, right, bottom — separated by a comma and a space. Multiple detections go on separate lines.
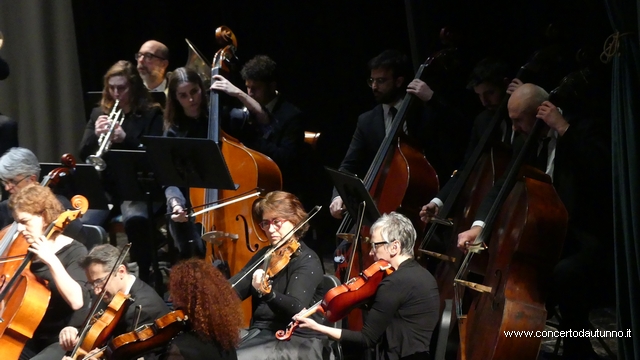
229, 191, 327, 360
162, 67, 209, 260
5, 184, 92, 360
50, 244, 169, 360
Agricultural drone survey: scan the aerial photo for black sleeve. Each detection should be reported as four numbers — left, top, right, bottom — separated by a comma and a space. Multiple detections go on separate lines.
340, 277, 401, 347
122, 107, 165, 149
247, 108, 305, 166
63, 245, 92, 327
79, 108, 102, 161
262, 251, 324, 319
229, 248, 270, 301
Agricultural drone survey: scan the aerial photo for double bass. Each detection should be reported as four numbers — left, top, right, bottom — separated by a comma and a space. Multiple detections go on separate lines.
452, 66, 596, 357
189, 26, 281, 326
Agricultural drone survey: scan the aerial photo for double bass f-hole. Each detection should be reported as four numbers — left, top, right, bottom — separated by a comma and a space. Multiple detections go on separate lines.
235, 213, 259, 253
491, 269, 502, 311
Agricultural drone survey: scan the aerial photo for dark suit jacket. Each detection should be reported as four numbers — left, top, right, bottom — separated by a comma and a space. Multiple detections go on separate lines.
111, 276, 171, 336
475, 116, 612, 257
225, 97, 310, 196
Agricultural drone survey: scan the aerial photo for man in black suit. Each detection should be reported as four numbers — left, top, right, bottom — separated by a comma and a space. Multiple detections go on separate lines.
211, 55, 312, 201
43, 244, 170, 360
420, 57, 513, 223
457, 83, 613, 360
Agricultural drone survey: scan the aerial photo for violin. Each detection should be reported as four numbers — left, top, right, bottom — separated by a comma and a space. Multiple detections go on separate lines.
77, 310, 189, 360
259, 237, 300, 295
0, 196, 88, 360
276, 259, 395, 341
231, 206, 321, 291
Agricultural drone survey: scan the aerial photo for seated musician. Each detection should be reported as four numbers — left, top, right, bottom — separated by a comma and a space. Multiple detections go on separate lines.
420, 57, 513, 223
51, 244, 170, 360
229, 191, 326, 360
210, 55, 311, 201
295, 212, 440, 359
5, 184, 91, 360
161, 258, 241, 360
163, 67, 208, 259
135, 40, 171, 93
0, 147, 89, 245
456, 84, 613, 360
79, 60, 164, 283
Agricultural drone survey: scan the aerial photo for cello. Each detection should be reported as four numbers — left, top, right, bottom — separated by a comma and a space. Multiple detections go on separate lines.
0, 196, 88, 359
189, 26, 281, 326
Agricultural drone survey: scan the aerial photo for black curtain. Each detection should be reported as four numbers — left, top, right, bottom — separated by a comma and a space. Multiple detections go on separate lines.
604, 0, 640, 359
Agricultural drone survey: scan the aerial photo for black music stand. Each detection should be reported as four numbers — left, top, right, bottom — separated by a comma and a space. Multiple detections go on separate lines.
142, 136, 236, 190
326, 167, 381, 227
39, 163, 110, 211
107, 149, 165, 294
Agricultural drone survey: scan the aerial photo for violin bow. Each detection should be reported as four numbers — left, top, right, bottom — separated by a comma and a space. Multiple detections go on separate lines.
230, 205, 322, 288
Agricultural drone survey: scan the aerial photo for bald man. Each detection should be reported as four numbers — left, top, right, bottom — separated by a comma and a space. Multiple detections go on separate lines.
135, 40, 170, 92
456, 83, 613, 359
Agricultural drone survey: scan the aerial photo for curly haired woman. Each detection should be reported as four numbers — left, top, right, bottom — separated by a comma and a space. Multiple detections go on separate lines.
162, 258, 243, 360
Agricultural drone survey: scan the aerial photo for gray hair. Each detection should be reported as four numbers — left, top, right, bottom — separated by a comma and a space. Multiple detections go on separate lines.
80, 244, 128, 273
0, 147, 41, 181
370, 212, 416, 256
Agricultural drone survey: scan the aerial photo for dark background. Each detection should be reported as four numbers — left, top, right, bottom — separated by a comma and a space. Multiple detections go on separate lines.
71, 0, 611, 170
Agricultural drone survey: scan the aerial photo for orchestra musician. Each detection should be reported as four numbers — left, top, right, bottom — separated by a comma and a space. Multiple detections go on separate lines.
163, 67, 208, 259
329, 49, 468, 220
136, 40, 171, 93
420, 57, 513, 223
456, 83, 613, 359
0, 147, 89, 246
161, 258, 241, 360
6, 184, 91, 360
229, 191, 327, 360
210, 55, 310, 201
294, 212, 440, 360
78, 60, 164, 283
49, 244, 170, 360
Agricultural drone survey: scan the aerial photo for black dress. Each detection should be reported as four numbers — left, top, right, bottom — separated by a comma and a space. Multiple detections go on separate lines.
162, 331, 237, 360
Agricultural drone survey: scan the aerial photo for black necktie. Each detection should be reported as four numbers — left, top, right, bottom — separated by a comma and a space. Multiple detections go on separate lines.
389, 107, 398, 121
535, 137, 551, 171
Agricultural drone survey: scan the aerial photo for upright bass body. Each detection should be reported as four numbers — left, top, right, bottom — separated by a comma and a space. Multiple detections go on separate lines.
461, 168, 567, 360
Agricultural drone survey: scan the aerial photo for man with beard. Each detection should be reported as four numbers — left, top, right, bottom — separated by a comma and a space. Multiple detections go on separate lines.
135, 40, 170, 93
329, 49, 440, 219
420, 57, 513, 223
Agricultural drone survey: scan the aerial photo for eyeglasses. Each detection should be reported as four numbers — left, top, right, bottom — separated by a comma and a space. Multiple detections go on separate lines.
371, 241, 389, 249
1, 176, 29, 188
367, 77, 390, 88
85, 274, 110, 291
134, 52, 166, 61
259, 218, 287, 231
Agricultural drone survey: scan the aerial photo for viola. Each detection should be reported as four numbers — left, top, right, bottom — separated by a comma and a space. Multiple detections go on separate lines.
68, 244, 132, 359
0, 196, 88, 360
276, 259, 394, 341
77, 310, 189, 360
69, 292, 133, 360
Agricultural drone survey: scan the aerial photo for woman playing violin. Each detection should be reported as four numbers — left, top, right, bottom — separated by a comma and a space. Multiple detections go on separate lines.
7, 184, 91, 360
229, 191, 326, 360
294, 212, 440, 360
163, 67, 209, 259
161, 258, 241, 360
